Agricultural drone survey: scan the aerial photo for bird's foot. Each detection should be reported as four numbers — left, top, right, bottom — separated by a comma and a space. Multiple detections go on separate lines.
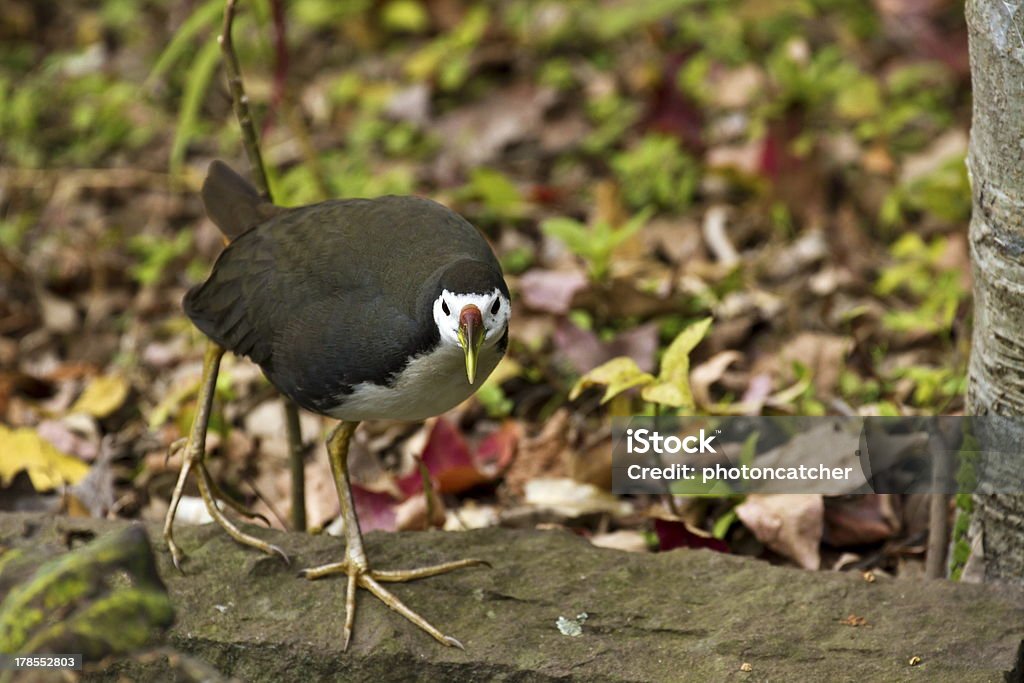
299, 556, 488, 650
164, 439, 288, 571
194, 461, 290, 564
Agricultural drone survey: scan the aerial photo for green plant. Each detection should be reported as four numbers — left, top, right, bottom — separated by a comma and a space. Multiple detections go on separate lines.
611, 134, 700, 212
129, 232, 192, 287
569, 317, 712, 413
457, 168, 527, 222
542, 208, 652, 281
404, 6, 489, 91
874, 233, 968, 336
881, 157, 970, 228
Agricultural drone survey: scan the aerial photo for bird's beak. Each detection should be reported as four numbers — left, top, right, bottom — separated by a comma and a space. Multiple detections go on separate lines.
457, 304, 484, 384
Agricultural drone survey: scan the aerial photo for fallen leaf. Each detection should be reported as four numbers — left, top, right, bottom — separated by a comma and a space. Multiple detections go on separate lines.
652, 516, 730, 553
568, 434, 612, 490
640, 317, 713, 409
69, 374, 129, 418
395, 491, 446, 531
524, 477, 632, 518
518, 268, 589, 314
777, 332, 852, 399
824, 494, 901, 547
504, 409, 571, 497
474, 420, 519, 477
416, 418, 481, 494
351, 485, 399, 533
690, 351, 743, 408
0, 425, 90, 491
590, 530, 650, 552
735, 494, 823, 569
435, 82, 556, 170
35, 415, 100, 462
569, 357, 654, 404
555, 319, 660, 375
840, 614, 867, 627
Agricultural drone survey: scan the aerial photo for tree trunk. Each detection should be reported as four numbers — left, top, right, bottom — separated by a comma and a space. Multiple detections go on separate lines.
964, 0, 1024, 582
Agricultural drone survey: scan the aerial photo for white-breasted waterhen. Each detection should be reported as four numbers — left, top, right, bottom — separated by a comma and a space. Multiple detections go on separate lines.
163, 161, 510, 649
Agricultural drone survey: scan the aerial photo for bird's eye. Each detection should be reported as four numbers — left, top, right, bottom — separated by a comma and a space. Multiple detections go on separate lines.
490, 298, 501, 315
441, 300, 451, 316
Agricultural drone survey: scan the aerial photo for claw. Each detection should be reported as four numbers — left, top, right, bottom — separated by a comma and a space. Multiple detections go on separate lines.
443, 636, 465, 650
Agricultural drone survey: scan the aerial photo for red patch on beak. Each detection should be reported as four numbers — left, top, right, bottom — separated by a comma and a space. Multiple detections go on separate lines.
459, 304, 483, 332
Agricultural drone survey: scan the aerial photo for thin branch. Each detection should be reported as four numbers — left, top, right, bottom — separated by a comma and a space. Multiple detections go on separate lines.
220, 0, 307, 531
219, 0, 271, 200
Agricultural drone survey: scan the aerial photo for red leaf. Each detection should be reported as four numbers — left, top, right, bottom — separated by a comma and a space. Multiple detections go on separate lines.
351, 485, 398, 533
420, 418, 486, 494
654, 517, 730, 553
474, 420, 519, 477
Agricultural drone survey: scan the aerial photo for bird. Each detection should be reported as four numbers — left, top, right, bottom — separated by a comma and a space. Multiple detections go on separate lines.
163, 160, 511, 650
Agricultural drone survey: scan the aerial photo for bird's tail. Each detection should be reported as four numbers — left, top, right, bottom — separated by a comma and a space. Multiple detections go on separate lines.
201, 161, 281, 240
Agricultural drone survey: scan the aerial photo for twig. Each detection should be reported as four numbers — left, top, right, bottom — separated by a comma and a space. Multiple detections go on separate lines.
220, 0, 270, 197
285, 398, 307, 531
268, 0, 289, 127
925, 419, 956, 579
220, 0, 307, 531
0, 166, 174, 190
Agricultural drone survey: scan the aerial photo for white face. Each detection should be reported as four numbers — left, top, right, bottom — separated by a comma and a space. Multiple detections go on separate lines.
432, 288, 511, 348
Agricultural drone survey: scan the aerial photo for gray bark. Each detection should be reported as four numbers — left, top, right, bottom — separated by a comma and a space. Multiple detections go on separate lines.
965, 0, 1024, 582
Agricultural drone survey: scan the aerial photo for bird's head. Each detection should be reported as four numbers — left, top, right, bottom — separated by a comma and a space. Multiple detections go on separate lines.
432, 261, 510, 384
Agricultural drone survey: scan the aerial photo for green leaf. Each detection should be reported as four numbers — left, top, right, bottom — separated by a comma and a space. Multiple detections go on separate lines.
541, 217, 593, 257
570, 357, 655, 404
145, 0, 222, 87
382, 0, 430, 32
712, 507, 739, 539
169, 35, 221, 180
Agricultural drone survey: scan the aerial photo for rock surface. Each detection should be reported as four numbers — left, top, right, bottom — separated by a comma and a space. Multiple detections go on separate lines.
1, 512, 1022, 682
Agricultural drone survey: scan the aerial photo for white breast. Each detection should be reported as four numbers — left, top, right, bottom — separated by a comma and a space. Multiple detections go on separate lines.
326, 343, 503, 422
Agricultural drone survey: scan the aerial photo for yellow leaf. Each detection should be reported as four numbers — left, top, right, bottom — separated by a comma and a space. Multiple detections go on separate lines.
642, 317, 712, 409
0, 426, 90, 490
570, 357, 654, 404
659, 317, 713, 383
70, 374, 129, 418
641, 380, 694, 410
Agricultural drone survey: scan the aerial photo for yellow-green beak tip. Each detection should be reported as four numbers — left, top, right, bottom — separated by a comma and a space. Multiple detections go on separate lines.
458, 304, 484, 385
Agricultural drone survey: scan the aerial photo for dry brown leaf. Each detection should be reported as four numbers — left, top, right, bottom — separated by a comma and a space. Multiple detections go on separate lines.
590, 530, 649, 552
524, 477, 632, 518
691, 350, 743, 408
735, 493, 823, 569
777, 332, 853, 399
518, 268, 589, 314
505, 409, 570, 497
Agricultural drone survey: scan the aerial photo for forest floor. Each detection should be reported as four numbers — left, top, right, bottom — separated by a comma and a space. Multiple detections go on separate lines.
0, 0, 982, 632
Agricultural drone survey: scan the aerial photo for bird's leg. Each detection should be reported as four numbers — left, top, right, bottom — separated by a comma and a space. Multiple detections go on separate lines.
300, 421, 487, 650
163, 341, 287, 569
